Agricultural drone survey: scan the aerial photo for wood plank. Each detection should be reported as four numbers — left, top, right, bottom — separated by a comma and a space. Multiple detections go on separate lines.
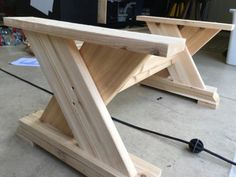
25, 32, 137, 176
180, 26, 200, 41
181, 27, 220, 55
80, 43, 150, 104
18, 111, 162, 177
141, 75, 219, 109
98, 0, 107, 24
41, 50, 174, 136
146, 22, 205, 88
80, 43, 176, 103
137, 16, 234, 31
40, 96, 72, 137
40, 97, 73, 137
120, 56, 172, 92
4, 17, 185, 57
40, 53, 168, 137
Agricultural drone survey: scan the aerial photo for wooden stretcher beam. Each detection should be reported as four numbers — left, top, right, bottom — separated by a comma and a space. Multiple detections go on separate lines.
141, 75, 219, 108
4, 17, 185, 57
137, 16, 234, 31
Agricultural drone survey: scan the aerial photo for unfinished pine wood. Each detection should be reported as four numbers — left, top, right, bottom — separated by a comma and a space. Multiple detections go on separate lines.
25, 32, 137, 176
40, 96, 72, 137
76, 42, 172, 96
80, 43, 176, 103
120, 56, 173, 92
146, 22, 205, 88
80, 43, 149, 104
138, 15, 233, 57
18, 111, 162, 177
179, 26, 199, 41
40, 97, 73, 137
40, 55, 174, 139
137, 16, 234, 31
4, 17, 185, 57
41, 50, 175, 136
181, 26, 220, 55
141, 75, 219, 108
5, 16, 197, 177
8, 16, 225, 177
137, 15, 226, 108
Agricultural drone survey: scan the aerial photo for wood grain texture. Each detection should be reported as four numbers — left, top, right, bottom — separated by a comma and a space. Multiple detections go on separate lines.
41, 47, 175, 138
40, 96, 73, 137
80, 43, 150, 104
146, 22, 205, 88
136, 15, 222, 108
81, 43, 174, 103
142, 75, 219, 109
41, 47, 175, 136
137, 16, 234, 31
25, 32, 137, 176
18, 111, 162, 177
181, 27, 220, 55
4, 17, 185, 57
180, 26, 199, 41
120, 56, 172, 91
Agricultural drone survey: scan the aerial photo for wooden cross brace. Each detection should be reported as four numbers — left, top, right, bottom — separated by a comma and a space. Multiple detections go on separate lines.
137, 16, 234, 108
3, 16, 227, 177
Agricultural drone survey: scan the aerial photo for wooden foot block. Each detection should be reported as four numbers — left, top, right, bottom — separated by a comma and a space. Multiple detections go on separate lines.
197, 99, 219, 109
141, 76, 219, 109
17, 128, 35, 147
17, 111, 161, 177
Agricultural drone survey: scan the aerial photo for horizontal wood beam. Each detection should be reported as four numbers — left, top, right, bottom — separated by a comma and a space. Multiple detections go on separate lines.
18, 111, 162, 177
137, 16, 234, 31
141, 75, 219, 109
4, 17, 185, 57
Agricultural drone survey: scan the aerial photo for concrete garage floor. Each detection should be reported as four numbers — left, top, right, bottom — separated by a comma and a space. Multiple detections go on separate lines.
0, 33, 236, 177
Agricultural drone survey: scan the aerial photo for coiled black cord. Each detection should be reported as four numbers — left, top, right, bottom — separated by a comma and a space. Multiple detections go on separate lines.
1, 67, 235, 166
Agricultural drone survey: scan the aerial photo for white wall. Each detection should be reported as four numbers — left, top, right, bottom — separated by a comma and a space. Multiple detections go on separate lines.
208, 0, 236, 23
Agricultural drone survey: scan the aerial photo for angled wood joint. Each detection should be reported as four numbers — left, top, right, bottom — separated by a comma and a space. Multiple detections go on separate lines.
4, 17, 187, 177
137, 15, 234, 108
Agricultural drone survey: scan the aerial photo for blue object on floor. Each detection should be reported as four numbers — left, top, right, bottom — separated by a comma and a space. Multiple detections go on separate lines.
10, 57, 40, 67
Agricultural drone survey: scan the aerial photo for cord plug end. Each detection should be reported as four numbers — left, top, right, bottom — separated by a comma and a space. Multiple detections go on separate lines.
189, 139, 204, 153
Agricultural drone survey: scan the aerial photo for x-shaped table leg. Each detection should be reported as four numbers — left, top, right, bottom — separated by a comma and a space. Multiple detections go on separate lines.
141, 22, 220, 108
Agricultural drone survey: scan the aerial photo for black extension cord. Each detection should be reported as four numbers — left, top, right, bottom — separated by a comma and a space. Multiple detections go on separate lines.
0, 67, 235, 167
0, 68, 53, 95
112, 117, 236, 166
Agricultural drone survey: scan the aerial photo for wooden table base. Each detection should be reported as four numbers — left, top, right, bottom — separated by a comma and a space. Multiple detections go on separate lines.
4, 17, 186, 177
17, 111, 161, 177
137, 16, 234, 109
4, 16, 228, 177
